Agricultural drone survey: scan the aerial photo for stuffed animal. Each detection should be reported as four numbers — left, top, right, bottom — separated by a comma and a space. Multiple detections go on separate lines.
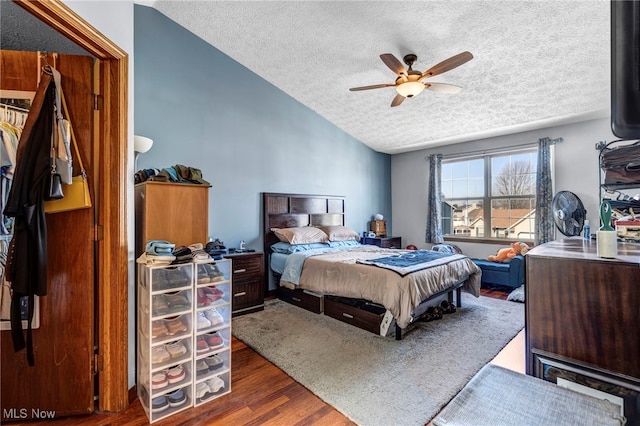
488, 242, 530, 263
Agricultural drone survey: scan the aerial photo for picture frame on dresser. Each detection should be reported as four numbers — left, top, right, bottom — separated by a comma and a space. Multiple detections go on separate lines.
533, 349, 640, 424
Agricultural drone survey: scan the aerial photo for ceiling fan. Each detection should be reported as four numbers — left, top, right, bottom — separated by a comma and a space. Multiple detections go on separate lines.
349, 51, 473, 107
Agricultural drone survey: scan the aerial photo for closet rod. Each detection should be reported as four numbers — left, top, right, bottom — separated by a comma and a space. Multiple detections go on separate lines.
0, 102, 29, 113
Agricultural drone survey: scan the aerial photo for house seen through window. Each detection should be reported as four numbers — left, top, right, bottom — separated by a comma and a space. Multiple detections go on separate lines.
441, 149, 537, 240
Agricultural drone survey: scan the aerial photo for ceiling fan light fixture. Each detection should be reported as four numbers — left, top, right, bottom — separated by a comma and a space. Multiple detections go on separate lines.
396, 81, 424, 98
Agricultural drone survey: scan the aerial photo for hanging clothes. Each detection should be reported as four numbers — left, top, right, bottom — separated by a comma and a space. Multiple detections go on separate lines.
3, 72, 54, 366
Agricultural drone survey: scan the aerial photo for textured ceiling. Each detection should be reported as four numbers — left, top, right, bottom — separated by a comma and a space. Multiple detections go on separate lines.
142, 1, 611, 154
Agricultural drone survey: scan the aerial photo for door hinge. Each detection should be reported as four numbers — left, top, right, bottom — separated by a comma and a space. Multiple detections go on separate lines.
93, 94, 103, 110
94, 225, 104, 241
93, 353, 104, 374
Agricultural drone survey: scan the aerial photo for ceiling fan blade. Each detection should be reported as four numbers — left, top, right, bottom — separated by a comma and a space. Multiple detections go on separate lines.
380, 53, 407, 76
391, 94, 405, 107
421, 51, 473, 79
349, 83, 395, 91
425, 82, 463, 94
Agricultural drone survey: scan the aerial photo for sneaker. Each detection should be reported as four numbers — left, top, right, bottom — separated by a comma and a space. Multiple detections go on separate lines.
189, 243, 212, 263
204, 263, 225, 282
196, 359, 209, 378
204, 354, 224, 371
165, 317, 188, 335
164, 267, 190, 288
151, 396, 169, 413
195, 381, 211, 402
151, 371, 168, 390
152, 346, 171, 365
204, 309, 224, 327
152, 295, 169, 315
197, 289, 212, 308
166, 293, 190, 312
201, 286, 223, 302
151, 320, 169, 339
165, 341, 187, 359
167, 389, 187, 407
206, 376, 225, 393
204, 332, 224, 350
197, 312, 212, 330
196, 336, 210, 354
166, 364, 185, 384
197, 264, 213, 284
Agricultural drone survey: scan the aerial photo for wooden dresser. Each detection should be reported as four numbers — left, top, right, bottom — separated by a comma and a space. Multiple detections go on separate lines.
224, 252, 264, 316
135, 181, 210, 255
526, 237, 640, 423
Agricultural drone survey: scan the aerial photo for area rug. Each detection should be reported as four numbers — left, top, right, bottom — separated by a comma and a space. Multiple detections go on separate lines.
232, 293, 524, 426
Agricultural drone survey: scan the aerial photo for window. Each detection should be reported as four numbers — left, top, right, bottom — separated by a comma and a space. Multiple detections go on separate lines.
441, 149, 537, 240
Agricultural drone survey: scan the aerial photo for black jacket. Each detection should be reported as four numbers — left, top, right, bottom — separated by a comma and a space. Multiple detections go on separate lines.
3, 73, 54, 365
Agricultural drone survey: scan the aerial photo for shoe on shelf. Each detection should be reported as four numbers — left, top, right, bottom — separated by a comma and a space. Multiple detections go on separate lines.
196, 336, 210, 354
152, 346, 171, 365
204, 332, 224, 350
166, 293, 190, 312
196, 359, 210, 378
206, 376, 225, 393
151, 371, 168, 390
195, 382, 211, 403
151, 320, 169, 339
204, 354, 224, 371
201, 286, 223, 302
204, 263, 225, 282
167, 389, 187, 407
165, 317, 187, 335
151, 396, 169, 413
197, 289, 212, 308
204, 309, 224, 327
165, 341, 188, 359
152, 295, 169, 316
197, 312, 212, 330
164, 267, 190, 288
197, 264, 213, 284
166, 364, 185, 384
189, 243, 212, 263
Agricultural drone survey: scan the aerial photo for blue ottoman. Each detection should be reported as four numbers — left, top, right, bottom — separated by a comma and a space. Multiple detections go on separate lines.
472, 255, 524, 289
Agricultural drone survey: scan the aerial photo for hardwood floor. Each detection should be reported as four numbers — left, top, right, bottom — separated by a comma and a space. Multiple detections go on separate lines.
14, 287, 519, 425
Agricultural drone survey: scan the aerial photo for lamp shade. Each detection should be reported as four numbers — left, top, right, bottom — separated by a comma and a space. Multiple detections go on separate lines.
396, 81, 425, 98
134, 135, 153, 154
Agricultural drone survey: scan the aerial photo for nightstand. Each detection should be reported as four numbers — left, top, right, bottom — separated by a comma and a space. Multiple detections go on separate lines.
362, 236, 402, 248
223, 252, 264, 316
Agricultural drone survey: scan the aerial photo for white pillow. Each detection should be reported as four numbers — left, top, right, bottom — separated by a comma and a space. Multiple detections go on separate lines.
316, 225, 360, 242
271, 227, 329, 244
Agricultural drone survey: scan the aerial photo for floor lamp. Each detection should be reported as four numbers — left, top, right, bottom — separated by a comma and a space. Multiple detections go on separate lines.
134, 135, 153, 171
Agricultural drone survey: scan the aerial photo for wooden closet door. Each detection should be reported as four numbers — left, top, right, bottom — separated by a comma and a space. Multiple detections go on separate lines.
0, 50, 95, 419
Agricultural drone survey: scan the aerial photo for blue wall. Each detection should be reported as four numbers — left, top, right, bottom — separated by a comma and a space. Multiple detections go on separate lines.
134, 6, 391, 264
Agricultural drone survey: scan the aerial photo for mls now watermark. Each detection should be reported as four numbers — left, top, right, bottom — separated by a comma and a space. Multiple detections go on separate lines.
4, 408, 56, 419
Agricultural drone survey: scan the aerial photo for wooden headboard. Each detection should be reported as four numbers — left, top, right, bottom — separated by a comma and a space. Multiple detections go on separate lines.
262, 192, 345, 291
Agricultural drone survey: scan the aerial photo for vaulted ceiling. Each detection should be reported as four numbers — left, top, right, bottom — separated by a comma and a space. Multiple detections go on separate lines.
138, 1, 610, 154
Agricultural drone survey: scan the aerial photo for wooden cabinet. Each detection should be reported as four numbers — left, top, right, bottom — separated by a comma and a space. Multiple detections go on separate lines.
526, 237, 640, 423
224, 252, 264, 316
135, 182, 210, 256
362, 236, 402, 248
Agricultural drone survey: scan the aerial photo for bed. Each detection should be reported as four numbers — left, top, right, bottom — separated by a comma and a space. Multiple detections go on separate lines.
262, 192, 481, 339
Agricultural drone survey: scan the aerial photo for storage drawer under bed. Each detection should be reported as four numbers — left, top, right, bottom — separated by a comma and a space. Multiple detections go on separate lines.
324, 296, 388, 335
277, 287, 324, 314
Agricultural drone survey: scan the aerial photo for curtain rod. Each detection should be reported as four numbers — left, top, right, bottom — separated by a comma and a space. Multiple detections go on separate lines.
427, 137, 563, 161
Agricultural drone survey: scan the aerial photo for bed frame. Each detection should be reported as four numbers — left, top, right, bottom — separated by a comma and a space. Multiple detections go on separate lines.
262, 192, 463, 340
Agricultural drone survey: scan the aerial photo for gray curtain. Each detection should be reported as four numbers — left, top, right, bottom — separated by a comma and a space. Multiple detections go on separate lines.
535, 137, 554, 245
425, 154, 444, 244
